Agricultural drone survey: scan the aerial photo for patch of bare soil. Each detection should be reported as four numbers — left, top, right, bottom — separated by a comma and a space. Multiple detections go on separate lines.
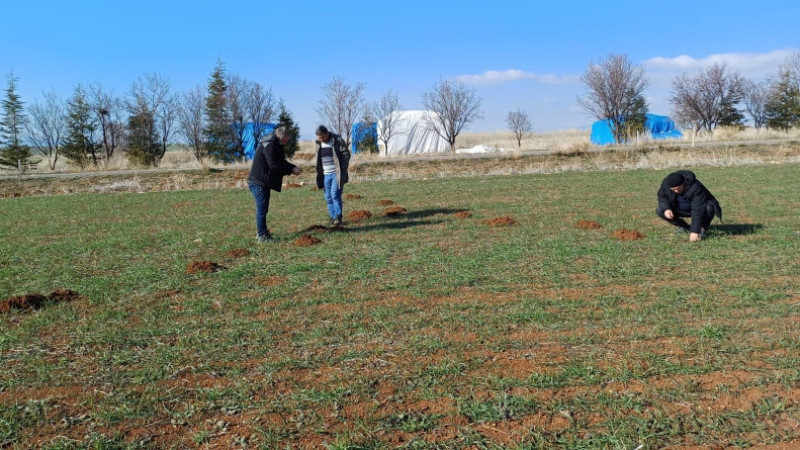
485, 216, 517, 226
257, 276, 287, 287
225, 248, 250, 258
1, 289, 79, 313
611, 228, 646, 240
576, 220, 602, 229
186, 261, 226, 274
348, 210, 372, 220
284, 183, 302, 189
377, 199, 395, 206
454, 211, 472, 219
344, 194, 363, 200
383, 206, 407, 217
295, 235, 322, 247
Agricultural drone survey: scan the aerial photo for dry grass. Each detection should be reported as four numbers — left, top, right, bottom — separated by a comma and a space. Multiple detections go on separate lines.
4, 127, 799, 177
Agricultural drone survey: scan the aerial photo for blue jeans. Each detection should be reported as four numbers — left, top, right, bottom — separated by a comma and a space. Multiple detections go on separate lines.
323, 173, 343, 219
249, 183, 271, 237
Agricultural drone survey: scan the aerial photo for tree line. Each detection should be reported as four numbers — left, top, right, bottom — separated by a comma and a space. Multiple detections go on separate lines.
577, 52, 800, 144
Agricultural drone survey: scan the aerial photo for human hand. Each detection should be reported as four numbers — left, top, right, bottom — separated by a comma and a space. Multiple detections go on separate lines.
689, 232, 701, 242
664, 209, 674, 220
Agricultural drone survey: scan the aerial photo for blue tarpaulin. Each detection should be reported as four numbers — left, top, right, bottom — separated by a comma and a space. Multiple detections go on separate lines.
351, 122, 378, 154
591, 114, 682, 145
241, 122, 277, 160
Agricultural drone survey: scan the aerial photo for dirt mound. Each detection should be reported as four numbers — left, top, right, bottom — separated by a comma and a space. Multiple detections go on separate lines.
344, 194, 363, 200
576, 220, 602, 230
186, 261, 225, 274
225, 248, 250, 258
377, 200, 395, 206
284, 183, 302, 189
485, 216, 518, 226
1, 289, 79, 313
611, 228, 646, 241
295, 235, 322, 247
348, 210, 372, 220
383, 207, 407, 217
454, 211, 472, 219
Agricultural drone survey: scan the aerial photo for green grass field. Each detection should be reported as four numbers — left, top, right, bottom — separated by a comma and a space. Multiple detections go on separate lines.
2, 164, 800, 449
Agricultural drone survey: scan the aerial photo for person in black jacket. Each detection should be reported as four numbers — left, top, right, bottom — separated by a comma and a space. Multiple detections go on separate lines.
247, 127, 302, 242
314, 125, 350, 226
656, 170, 722, 242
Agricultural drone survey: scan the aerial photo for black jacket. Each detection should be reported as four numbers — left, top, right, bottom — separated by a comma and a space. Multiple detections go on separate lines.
657, 170, 722, 233
315, 133, 351, 190
247, 135, 297, 192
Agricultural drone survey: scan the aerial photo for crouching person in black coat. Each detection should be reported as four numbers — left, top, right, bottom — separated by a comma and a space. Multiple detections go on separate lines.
657, 170, 722, 242
247, 127, 302, 242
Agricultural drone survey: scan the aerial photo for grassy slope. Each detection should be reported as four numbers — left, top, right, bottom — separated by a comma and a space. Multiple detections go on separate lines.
1, 164, 799, 448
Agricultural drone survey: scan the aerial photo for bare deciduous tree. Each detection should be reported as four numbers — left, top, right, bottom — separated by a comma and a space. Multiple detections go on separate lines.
743, 80, 770, 129
318, 76, 366, 148
372, 89, 401, 154
243, 81, 276, 148
26, 91, 65, 170
506, 109, 533, 148
578, 53, 649, 144
89, 83, 124, 163
177, 86, 206, 163
669, 63, 746, 132
421, 78, 482, 154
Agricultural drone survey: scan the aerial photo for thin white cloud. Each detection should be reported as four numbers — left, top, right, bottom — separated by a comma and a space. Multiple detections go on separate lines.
645, 49, 796, 77
456, 69, 578, 86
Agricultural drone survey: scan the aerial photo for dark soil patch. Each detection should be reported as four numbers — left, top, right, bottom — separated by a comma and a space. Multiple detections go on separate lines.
383, 207, 407, 217
611, 228, 646, 240
186, 261, 226, 274
1, 289, 79, 313
485, 216, 517, 226
454, 211, 472, 219
301, 224, 330, 233
377, 199, 395, 206
344, 194, 363, 200
296, 235, 322, 247
576, 220, 602, 229
225, 248, 250, 258
348, 210, 372, 220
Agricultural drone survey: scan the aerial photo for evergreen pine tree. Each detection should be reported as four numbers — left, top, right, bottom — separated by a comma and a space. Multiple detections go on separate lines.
276, 104, 300, 158
765, 69, 800, 130
0, 71, 37, 171
204, 61, 235, 162
61, 85, 100, 168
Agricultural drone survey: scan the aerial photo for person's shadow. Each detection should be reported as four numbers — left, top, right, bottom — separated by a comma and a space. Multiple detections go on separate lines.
294, 208, 471, 235
711, 223, 763, 236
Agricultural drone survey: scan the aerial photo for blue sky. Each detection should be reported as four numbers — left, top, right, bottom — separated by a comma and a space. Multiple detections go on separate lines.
2, 0, 798, 140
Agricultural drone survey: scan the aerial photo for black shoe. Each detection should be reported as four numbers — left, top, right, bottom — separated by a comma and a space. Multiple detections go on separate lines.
333, 215, 343, 226
673, 226, 689, 235
699, 230, 708, 239
257, 232, 275, 243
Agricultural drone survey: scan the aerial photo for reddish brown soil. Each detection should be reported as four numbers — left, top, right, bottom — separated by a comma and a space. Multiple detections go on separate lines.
377, 199, 395, 206
383, 206, 407, 217
611, 228, 646, 240
344, 194, 363, 200
0, 289, 79, 313
348, 210, 372, 220
225, 248, 250, 258
485, 216, 517, 226
454, 211, 472, 219
257, 276, 287, 287
186, 261, 225, 274
295, 235, 322, 246
284, 183, 302, 189
576, 220, 602, 229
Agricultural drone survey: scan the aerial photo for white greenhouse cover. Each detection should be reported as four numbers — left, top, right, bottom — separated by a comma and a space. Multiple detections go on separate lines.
376, 110, 451, 156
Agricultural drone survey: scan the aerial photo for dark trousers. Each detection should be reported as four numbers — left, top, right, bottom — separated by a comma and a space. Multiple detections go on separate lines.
656, 202, 715, 231
249, 183, 271, 238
